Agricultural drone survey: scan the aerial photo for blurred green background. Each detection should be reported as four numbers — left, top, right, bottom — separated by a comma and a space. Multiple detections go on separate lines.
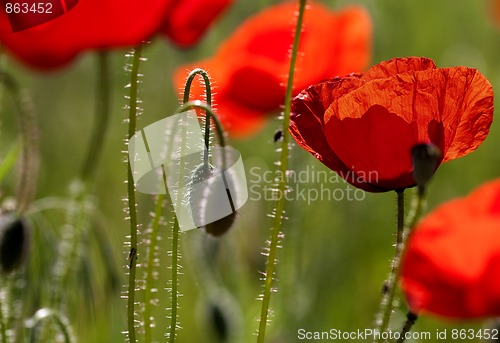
1, 0, 500, 342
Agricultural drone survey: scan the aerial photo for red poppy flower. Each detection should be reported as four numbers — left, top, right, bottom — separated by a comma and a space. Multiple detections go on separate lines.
174, 2, 372, 136
401, 179, 500, 319
0, 0, 231, 70
290, 57, 494, 192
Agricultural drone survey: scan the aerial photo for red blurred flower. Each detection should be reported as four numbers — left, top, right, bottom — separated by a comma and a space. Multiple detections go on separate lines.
0, 0, 231, 70
401, 179, 500, 319
174, 2, 372, 136
161, 0, 230, 47
290, 57, 494, 192
488, 0, 500, 29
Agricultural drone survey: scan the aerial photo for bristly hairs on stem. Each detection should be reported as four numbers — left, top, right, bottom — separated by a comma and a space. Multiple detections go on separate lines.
124, 45, 144, 343
256, 1, 307, 342
162, 69, 214, 343
375, 187, 426, 343
164, 97, 225, 343
375, 143, 440, 342
375, 190, 405, 334
0, 71, 39, 214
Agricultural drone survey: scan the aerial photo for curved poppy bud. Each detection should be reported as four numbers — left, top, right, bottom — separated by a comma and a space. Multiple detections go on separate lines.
0, 213, 30, 273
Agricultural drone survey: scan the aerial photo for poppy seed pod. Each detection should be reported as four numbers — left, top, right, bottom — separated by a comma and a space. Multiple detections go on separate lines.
411, 143, 441, 187
0, 213, 29, 273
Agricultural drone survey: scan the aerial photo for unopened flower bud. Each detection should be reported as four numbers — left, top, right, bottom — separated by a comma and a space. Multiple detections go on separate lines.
411, 143, 441, 187
187, 148, 242, 236
0, 213, 29, 273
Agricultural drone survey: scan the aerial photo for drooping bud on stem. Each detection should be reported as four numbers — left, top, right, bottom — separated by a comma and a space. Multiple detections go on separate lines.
0, 213, 30, 273
187, 146, 243, 237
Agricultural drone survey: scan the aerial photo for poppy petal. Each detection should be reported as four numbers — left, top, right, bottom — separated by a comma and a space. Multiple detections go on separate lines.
401, 179, 500, 318
361, 57, 436, 80
324, 104, 418, 190
326, 66, 492, 160
290, 56, 492, 192
0, 0, 173, 69
290, 79, 379, 192
174, 3, 372, 136
162, 0, 232, 47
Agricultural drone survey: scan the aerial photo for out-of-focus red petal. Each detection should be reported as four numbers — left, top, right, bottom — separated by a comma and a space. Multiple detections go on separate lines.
0, 0, 172, 70
327, 6, 372, 78
401, 179, 500, 318
174, 2, 372, 136
162, 0, 232, 47
293, 5, 371, 93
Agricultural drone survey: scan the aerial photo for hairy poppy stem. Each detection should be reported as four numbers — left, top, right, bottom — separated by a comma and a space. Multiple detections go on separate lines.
145, 72, 215, 343
0, 71, 39, 214
182, 68, 213, 166
396, 312, 418, 343
126, 45, 143, 343
81, 52, 111, 183
257, 0, 307, 342
375, 187, 425, 343
143, 194, 164, 343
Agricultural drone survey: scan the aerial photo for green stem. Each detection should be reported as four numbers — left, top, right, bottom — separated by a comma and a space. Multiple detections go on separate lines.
126, 46, 143, 343
143, 194, 164, 343
257, 1, 306, 342
81, 52, 111, 183
182, 68, 212, 106
395, 312, 418, 343
395, 190, 405, 256
0, 71, 39, 214
167, 120, 187, 343
176, 101, 225, 148
375, 187, 425, 343
168, 217, 180, 343
182, 69, 213, 168
26, 308, 74, 343
175, 102, 232, 208
165, 71, 216, 342
0, 283, 8, 343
